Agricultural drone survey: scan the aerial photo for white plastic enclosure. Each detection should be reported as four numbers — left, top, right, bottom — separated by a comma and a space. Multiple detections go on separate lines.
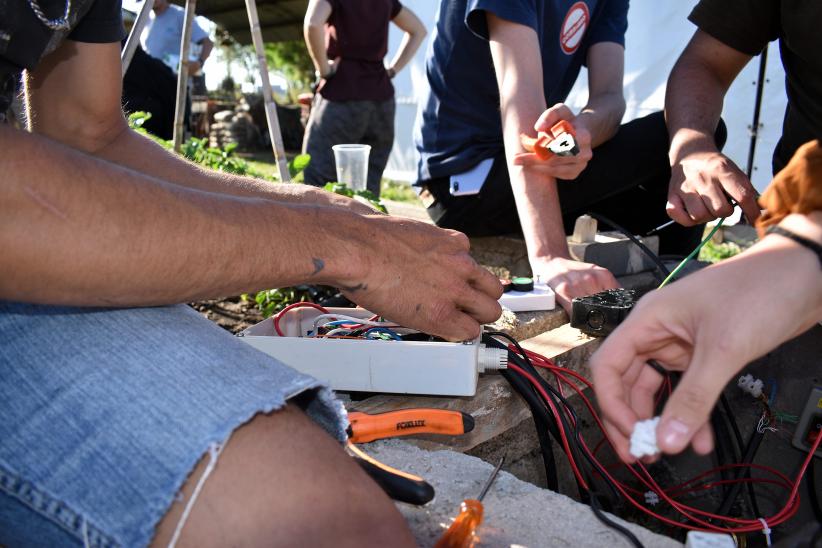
239, 307, 482, 396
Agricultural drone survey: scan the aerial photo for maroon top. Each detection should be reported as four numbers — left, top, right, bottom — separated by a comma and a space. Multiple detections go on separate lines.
318, 0, 403, 102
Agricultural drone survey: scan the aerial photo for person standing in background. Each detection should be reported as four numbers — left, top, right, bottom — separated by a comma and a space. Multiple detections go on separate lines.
140, 0, 213, 76
302, 0, 426, 196
123, 0, 213, 139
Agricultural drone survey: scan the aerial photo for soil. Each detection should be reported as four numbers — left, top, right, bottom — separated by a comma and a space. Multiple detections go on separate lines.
189, 296, 263, 334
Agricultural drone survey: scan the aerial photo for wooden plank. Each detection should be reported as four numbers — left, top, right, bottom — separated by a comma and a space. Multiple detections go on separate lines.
349, 324, 601, 453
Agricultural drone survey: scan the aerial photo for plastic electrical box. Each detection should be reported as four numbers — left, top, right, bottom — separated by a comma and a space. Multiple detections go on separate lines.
238, 307, 501, 396
498, 282, 556, 312
792, 386, 822, 458
570, 288, 638, 337
685, 531, 736, 548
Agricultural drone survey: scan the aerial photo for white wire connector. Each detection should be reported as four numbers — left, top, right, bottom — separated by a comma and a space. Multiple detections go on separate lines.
644, 491, 660, 506
737, 374, 764, 398
478, 345, 508, 373
629, 417, 661, 458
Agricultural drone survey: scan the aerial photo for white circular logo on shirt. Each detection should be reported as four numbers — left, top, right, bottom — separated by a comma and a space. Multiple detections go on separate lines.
560, 2, 590, 55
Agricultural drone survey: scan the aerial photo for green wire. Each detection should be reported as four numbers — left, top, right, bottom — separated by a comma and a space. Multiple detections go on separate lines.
657, 218, 726, 289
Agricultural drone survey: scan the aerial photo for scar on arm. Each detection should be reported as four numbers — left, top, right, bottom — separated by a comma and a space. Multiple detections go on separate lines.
24, 185, 69, 221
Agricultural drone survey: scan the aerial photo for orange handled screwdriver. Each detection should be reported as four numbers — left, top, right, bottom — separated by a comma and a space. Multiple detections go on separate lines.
435, 456, 505, 548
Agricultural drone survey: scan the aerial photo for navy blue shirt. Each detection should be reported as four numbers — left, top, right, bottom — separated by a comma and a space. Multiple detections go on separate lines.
415, 0, 628, 181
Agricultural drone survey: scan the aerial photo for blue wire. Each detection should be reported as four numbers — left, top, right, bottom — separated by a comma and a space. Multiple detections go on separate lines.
768, 378, 778, 406
364, 327, 402, 341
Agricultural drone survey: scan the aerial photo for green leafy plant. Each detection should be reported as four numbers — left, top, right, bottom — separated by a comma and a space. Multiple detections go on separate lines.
698, 240, 743, 263
380, 179, 421, 204
253, 287, 314, 318
288, 153, 311, 182
180, 138, 253, 176
323, 182, 388, 213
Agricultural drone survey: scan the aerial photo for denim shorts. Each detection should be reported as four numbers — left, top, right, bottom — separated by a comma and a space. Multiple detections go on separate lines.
0, 302, 346, 547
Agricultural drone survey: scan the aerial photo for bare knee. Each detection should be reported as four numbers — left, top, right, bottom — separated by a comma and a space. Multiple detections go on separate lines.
151, 405, 415, 547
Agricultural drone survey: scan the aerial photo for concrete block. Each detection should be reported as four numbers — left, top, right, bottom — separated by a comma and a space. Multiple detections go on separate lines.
568, 231, 660, 277
367, 440, 681, 547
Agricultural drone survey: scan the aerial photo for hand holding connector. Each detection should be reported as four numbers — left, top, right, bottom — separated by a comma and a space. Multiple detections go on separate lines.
512, 103, 593, 181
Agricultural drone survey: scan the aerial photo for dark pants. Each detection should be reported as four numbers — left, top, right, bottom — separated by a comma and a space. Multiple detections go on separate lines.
122, 46, 182, 141
303, 94, 395, 196
419, 111, 727, 256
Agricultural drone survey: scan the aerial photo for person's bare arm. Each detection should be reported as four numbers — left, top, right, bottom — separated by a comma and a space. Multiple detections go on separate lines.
590, 211, 822, 461
576, 42, 626, 148
304, 0, 334, 78
487, 13, 618, 311
386, 7, 426, 77
11, 40, 503, 340
665, 30, 760, 224
188, 36, 213, 75
25, 40, 374, 214
1, 123, 501, 339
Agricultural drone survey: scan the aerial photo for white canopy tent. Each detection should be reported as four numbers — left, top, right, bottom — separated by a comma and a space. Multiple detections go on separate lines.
384, 0, 787, 195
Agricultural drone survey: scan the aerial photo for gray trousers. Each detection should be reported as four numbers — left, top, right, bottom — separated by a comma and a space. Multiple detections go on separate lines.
302, 94, 395, 196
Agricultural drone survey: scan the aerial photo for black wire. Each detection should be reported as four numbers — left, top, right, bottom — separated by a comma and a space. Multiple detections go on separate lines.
586, 211, 671, 282
501, 367, 560, 491
711, 411, 734, 499
809, 452, 822, 524
718, 395, 762, 517
487, 333, 647, 547
588, 482, 646, 548
485, 332, 621, 502
716, 426, 765, 517
484, 333, 591, 497
719, 396, 744, 462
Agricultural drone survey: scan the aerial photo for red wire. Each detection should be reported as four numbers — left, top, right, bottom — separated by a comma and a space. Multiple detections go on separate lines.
502, 342, 822, 534
507, 362, 589, 490
273, 302, 329, 336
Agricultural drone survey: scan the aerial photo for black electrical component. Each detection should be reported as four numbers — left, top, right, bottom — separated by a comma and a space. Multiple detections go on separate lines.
511, 277, 534, 292
500, 279, 513, 293
570, 288, 639, 337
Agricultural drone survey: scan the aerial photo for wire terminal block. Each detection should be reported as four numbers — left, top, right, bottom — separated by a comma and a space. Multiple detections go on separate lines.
629, 417, 661, 458
737, 374, 764, 398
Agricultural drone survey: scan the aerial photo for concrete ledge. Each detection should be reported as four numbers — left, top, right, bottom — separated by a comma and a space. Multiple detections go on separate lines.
367, 440, 681, 547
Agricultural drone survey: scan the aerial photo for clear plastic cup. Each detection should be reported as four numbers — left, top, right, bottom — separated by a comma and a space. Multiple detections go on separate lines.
332, 144, 371, 191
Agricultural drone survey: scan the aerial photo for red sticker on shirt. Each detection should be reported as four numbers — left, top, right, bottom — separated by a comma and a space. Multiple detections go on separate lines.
560, 1, 590, 55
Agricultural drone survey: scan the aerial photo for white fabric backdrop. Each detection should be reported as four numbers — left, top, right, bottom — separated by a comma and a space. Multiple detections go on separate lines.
384, 0, 787, 194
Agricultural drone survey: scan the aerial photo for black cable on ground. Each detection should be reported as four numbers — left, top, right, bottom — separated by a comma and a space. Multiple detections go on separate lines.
716, 425, 765, 517
711, 411, 734, 499
487, 332, 647, 546
719, 395, 744, 462
809, 453, 822, 524
718, 394, 762, 517
500, 367, 560, 491
586, 211, 671, 282
486, 333, 621, 503
587, 478, 645, 548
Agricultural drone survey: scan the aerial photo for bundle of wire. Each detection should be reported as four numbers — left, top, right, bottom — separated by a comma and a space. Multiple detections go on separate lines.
482, 331, 822, 547
272, 302, 424, 341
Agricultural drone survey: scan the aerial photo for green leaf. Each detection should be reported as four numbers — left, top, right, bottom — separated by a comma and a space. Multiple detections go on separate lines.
288, 154, 311, 177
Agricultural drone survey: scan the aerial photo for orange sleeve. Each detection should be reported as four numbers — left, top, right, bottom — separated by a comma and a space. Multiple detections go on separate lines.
757, 140, 822, 236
